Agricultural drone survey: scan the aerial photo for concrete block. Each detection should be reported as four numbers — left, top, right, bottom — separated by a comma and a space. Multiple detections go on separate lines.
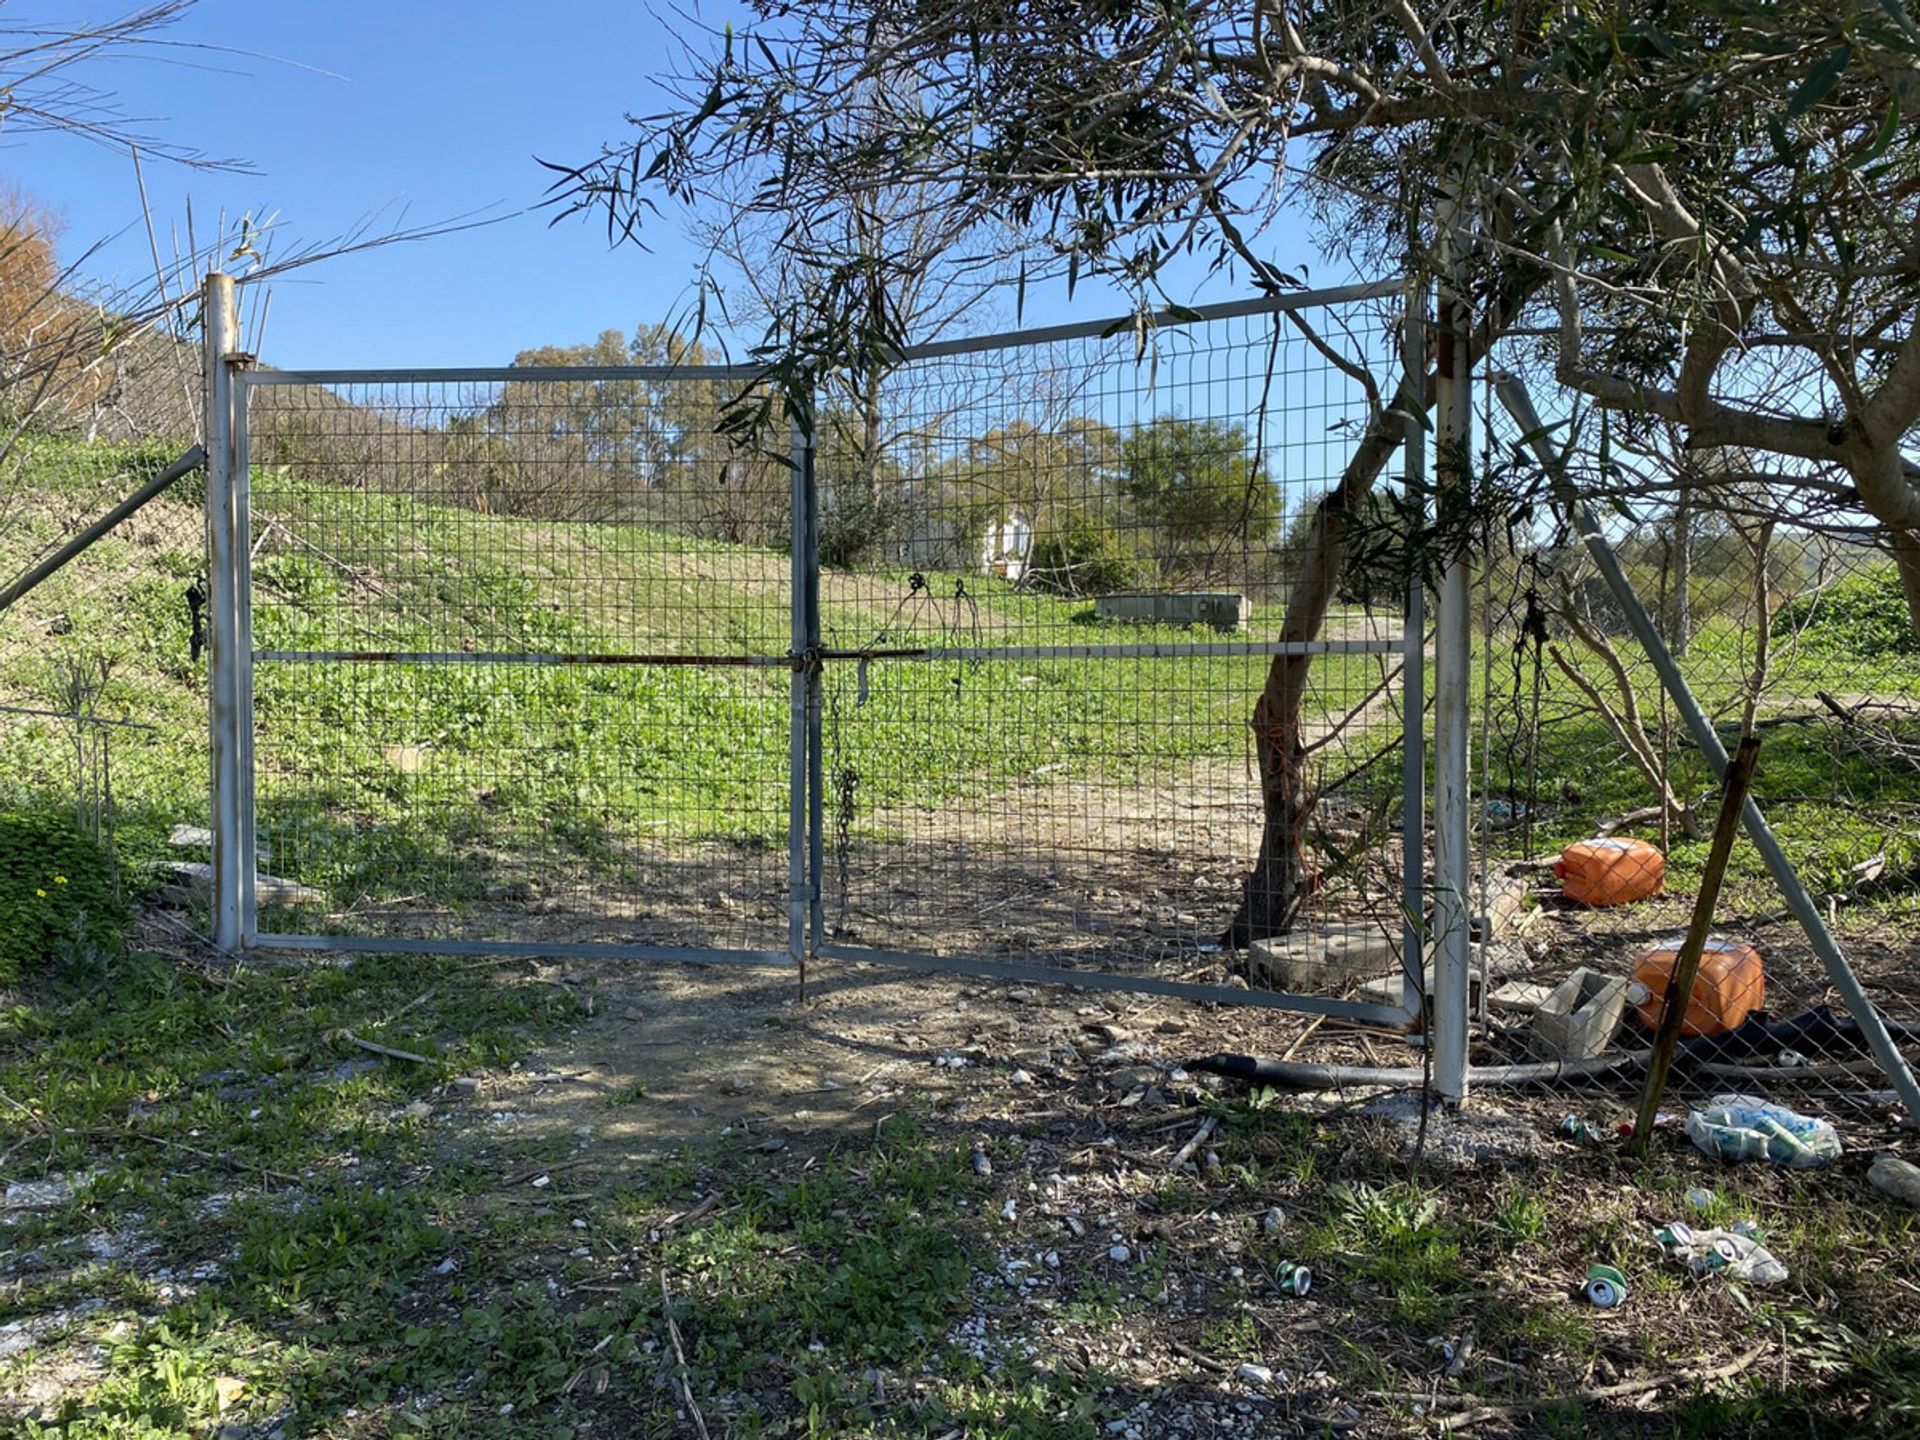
1250, 923, 1402, 992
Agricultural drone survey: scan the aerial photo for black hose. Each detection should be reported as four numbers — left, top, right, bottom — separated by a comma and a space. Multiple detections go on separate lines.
1190, 1003, 1920, 1094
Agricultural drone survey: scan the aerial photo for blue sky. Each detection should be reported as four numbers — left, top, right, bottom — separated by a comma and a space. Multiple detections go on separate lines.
4, 1, 1329, 368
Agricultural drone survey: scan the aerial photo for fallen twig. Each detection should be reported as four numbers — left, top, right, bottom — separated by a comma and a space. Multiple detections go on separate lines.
1280, 1014, 1326, 1062
340, 1031, 433, 1066
562, 1331, 616, 1395
1169, 1340, 1230, 1374
660, 1270, 713, 1440
662, 1193, 720, 1230
380, 987, 439, 1027
1168, 1113, 1219, 1170
120, 1130, 302, 1187
1433, 1341, 1768, 1432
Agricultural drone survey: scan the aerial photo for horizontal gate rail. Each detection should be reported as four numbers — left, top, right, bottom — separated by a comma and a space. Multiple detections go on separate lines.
256, 649, 796, 667
831, 639, 1408, 663
896, 279, 1401, 360
251, 934, 794, 966
241, 364, 768, 386
255, 638, 1410, 667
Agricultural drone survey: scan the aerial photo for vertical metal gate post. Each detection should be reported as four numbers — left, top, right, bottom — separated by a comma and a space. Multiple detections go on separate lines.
232, 329, 259, 947
1400, 279, 1429, 1016
202, 272, 245, 952
802, 392, 825, 965
1430, 227, 1474, 1105
788, 409, 815, 978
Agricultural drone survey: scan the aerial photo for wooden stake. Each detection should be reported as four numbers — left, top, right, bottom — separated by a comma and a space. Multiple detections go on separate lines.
1628, 734, 1762, 1155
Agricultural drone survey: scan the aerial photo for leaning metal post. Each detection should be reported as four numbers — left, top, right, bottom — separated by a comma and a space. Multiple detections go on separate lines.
1496, 376, 1920, 1129
203, 272, 244, 952
1430, 228, 1474, 1105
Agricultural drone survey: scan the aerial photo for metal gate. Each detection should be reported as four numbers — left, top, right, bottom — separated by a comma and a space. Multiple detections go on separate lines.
204, 280, 1426, 1025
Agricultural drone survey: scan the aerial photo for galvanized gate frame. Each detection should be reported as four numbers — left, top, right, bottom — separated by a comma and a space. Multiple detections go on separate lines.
203, 273, 1430, 1030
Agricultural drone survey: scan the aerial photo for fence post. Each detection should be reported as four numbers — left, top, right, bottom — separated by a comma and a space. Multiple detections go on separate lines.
788, 397, 815, 986
1400, 276, 1429, 1020
202, 272, 244, 952
802, 387, 825, 960
1430, 227, 1473, 1104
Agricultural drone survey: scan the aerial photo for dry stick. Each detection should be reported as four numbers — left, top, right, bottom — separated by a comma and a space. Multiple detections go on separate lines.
339, 1031, 433, 1065
1169, 1340, 1231, 1374
1280, 1013, 1326, 1062
1435, 1341, 1769, 1433
562, 1330, 616, 1395
661, 1192, 720, 1230
1628, 734, 1763, 1157
1168, 1113, 1220, 1169
660, 1269, 713, 1440
119, 1130, 302, 1187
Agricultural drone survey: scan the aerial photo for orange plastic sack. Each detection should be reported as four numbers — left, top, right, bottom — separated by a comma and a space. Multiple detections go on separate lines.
1631, 937, 1765, 1038
1554, 838, 1665, 906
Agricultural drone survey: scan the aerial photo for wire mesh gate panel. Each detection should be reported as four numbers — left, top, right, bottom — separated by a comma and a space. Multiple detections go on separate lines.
811, 285, 1423, 1021
222, 284, 1425, 1023
235, 364, 804, 962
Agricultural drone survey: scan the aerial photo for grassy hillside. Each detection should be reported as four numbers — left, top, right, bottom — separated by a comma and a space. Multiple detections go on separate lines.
4, 436, 1376, 930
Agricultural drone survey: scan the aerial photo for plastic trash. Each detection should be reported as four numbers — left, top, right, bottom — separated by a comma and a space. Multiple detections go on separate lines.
1655, 1219, 1788, 1285
1631, 937, 1765, 1037
1555, 838, 1664, 906
1684, 1094, 1840, 1168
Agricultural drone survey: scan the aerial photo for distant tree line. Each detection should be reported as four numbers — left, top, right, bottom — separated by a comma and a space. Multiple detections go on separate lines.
257, 328, 1303, 592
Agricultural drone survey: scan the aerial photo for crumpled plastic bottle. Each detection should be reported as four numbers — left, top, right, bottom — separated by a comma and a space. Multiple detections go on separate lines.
1654, 1220, 1789, 1284
1684, 1093, 1841, 1168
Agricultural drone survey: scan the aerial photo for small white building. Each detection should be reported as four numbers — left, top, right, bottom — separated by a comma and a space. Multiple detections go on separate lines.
980, 509, 1033, 581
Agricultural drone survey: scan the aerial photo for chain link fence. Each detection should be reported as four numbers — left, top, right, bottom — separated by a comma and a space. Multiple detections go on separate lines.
1402, 371, 1920, 1146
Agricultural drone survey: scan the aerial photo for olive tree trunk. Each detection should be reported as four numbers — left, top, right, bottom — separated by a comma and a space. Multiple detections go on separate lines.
1226, 374, 1423, 947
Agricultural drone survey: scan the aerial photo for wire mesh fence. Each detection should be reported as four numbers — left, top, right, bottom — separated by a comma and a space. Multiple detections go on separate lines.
5, 273, 1916, 1154
240, 366, 798, 959
814, 291, 1419, 1017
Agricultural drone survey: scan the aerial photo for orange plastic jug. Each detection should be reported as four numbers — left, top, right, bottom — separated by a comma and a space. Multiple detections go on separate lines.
1631, 936, 1765, 1038
1554, 838, 1665, 906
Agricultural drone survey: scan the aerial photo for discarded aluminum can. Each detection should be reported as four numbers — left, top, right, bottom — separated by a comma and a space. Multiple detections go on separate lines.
1558, 1115, 1595, 1143
1276, 1261, 1313, 1297
1583, 1263, 1628, 1308
1655, 1221, 1696, 1250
